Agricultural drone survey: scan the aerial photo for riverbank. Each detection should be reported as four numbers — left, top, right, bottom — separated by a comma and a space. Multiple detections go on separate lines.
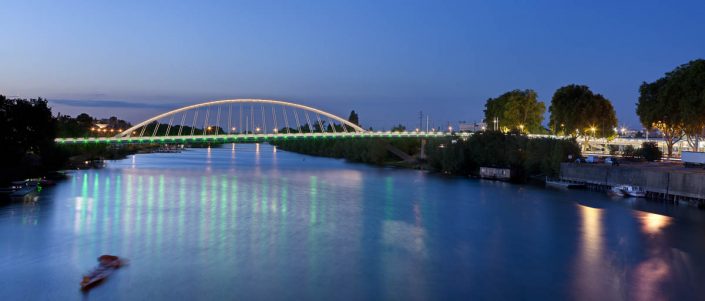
271, 132, 581, 181
560, 162, 705, 208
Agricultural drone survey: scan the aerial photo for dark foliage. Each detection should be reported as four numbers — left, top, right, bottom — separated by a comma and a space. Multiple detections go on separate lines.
639, 142, 663, 162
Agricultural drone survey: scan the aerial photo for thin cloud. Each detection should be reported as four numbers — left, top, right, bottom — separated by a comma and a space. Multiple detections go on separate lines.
50, 99, 185, 109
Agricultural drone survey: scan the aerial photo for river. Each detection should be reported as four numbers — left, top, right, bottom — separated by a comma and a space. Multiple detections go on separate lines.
2, 144, 705, 300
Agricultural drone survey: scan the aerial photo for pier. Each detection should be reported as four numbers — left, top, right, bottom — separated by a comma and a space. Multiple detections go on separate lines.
560, 162, 705, 207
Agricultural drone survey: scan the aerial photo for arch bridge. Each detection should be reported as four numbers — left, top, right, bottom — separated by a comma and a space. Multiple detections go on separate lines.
55, 99, 452, 144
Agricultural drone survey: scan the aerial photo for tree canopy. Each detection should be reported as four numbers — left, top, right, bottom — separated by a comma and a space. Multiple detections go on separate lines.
637, 59, 705, 156
483, 89, 545, 133
347, 110, 359, 126
0, 95, 56, 165
548, 84, 617, 139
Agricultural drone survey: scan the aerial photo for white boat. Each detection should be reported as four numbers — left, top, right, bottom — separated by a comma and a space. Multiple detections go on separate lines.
609, 185, 646, 198
608, 186, 625, 197
620, 185, 646, 197
545, 178, 585, 189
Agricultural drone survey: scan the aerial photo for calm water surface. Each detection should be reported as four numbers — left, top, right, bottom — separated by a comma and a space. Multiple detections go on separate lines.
2, 144, 705, 300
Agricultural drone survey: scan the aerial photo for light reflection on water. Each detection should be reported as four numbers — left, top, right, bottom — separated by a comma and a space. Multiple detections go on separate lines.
1, 144, 705, 300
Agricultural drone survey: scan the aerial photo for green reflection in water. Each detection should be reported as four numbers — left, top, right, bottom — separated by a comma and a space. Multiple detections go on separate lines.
384, 177, 394, 220
220, 174, 228, 255
147, 176, 154, 251
179, 177, 186, 246
281, 179, 289, 216
103, 176, 111, 251
80, 173, 88, 233
309, 176, 318, 225
115, 175, 121, 251
136, 176, 143, 236
157, 175, 165, 253
210, 175, 217, 248
307, 175, 320, 298
124, 175, 133, 255
262, 176, 269, 219
200, 176, 207, 250
92, 173, 99, 228
230, 176, 238, 256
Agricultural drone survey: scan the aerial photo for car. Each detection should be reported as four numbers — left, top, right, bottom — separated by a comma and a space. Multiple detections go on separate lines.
605, 157, 619, 166
585, 156, 600, 163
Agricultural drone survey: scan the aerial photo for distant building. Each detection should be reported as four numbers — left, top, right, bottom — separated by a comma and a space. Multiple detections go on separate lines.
458, 121, 486, 132
479, 167, 511, 180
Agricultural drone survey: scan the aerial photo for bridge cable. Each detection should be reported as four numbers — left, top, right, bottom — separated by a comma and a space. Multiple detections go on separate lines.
203, 106, 210, 136
328, 117, 337, 133
304, 111, 314, 133
293, 109, 302, 133
282, 106, 291, 134
239, 104, 243, 135
250, 105, 254, 135
261, 105, 266, 134
139, 122, 148, 137
178, 112, 186, 136
165, 115, 174, 137
215, 105, 221, 136
341, 118, 349, 133
190, 110, 199, 136
315, 114, 324, 133
152, 121, 160, 137
228, 104, 232, 134
271, 106, 278, 133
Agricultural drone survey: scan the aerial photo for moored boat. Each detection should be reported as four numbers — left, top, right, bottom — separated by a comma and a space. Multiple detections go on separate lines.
608, 185, 646, 198
620, 185, 646, 197
545, 178, 585, 189
608, 186, 625, 197
80, 255, 126, 290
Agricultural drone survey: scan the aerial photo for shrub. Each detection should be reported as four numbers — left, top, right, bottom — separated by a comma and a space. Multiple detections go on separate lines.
639, 142, 662, 162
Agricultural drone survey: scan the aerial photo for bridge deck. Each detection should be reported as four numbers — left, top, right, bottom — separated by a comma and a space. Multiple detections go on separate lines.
55, 132, 459, 144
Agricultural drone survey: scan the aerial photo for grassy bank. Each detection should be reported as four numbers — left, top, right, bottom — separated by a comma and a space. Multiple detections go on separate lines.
271, 137, 421, 165
426, 132, 580, 181
272, 132, 581, 182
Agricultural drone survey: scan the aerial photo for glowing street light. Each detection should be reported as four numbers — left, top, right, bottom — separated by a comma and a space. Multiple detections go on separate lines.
255, 127, 261, 132
415, 128, 420, 132
519, 124, 525, 132
448, 126, 453, 132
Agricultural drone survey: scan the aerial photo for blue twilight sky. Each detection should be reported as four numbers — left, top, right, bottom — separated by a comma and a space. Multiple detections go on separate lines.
1, 0, 704, 129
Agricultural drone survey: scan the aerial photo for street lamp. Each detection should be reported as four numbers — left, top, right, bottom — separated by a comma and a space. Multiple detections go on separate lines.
590, 127, 596, 138
448, 126, 453, 132
255, 127, 261, 133
519, 124, 524, 133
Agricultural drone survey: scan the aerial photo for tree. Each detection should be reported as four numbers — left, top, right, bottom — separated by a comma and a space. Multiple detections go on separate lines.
634, 60, 705, 157
548, 85, 617, 142
348, 110, 359, 126
75, 113, 94, 131
640, 60, 705, 152
0, 95, 58, 175
390, 124, 406, 132
483, 89, 545, 133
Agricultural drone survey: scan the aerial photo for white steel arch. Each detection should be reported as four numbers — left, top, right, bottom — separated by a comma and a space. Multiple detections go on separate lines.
117, 99, 366, 137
